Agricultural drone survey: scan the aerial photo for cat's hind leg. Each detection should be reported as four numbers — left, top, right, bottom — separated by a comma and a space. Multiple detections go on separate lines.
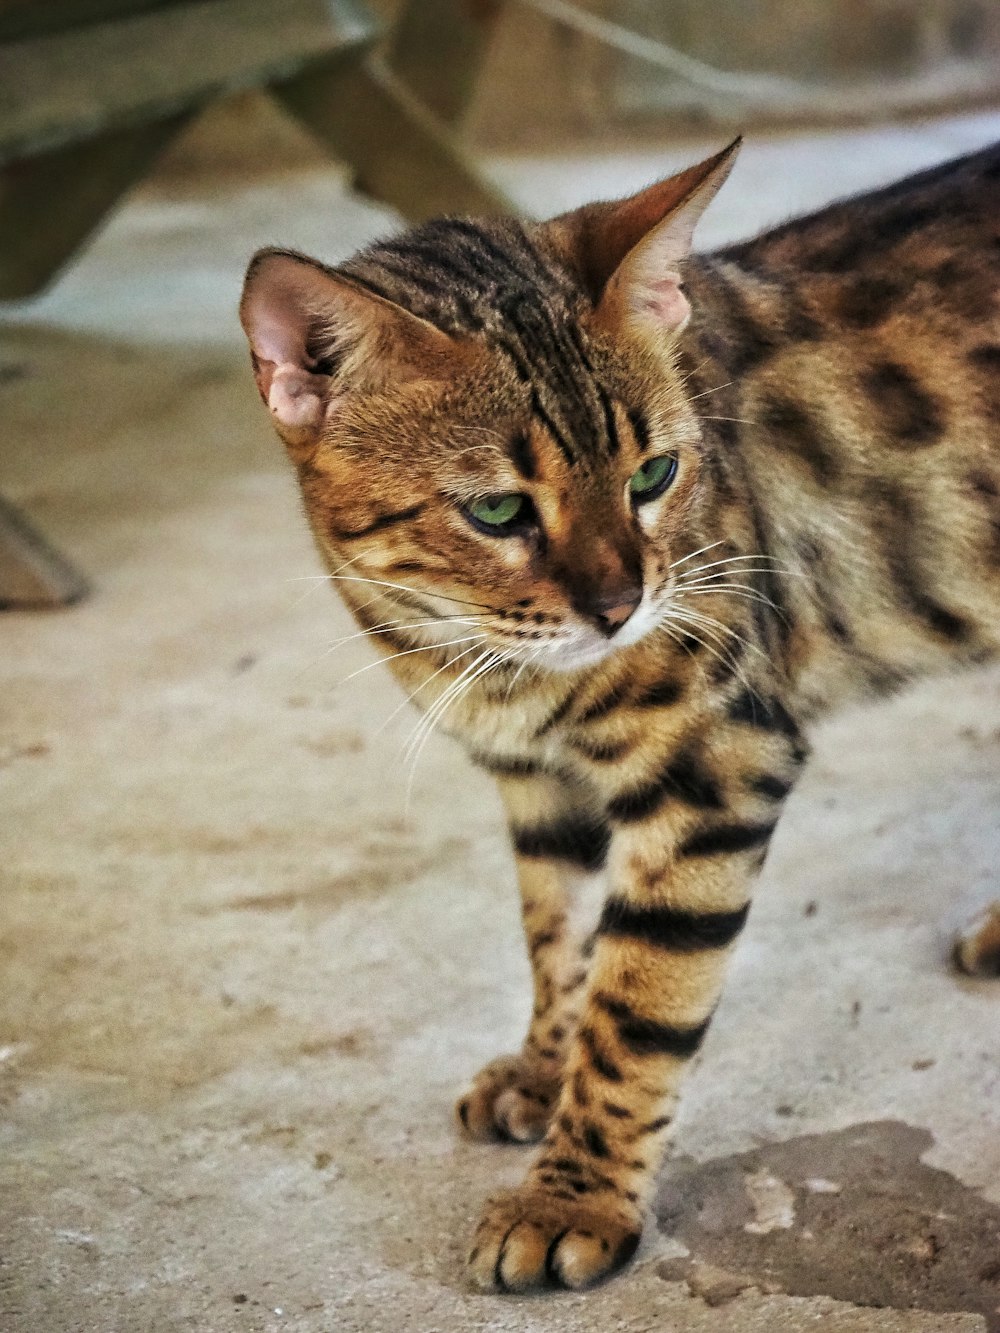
456, 771, 609, 1144
953, 903, 1000, 977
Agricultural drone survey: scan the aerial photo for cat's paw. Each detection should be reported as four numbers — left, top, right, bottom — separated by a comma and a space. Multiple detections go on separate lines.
953, 902, 1000, 977
456, 1054, 561, 1143
467, 1184, 642, 1291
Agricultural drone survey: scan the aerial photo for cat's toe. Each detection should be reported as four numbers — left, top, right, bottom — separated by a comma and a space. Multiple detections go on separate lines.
467, 1185, 641, 1292
953, 902, 1000, 977
456, 1054, 560, 1143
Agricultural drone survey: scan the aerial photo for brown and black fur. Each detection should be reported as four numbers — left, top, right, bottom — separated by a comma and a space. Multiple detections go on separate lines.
239, 139, 1000, 1294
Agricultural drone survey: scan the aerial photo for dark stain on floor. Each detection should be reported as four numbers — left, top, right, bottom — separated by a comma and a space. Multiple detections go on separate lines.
656, 1121, 1000, 1329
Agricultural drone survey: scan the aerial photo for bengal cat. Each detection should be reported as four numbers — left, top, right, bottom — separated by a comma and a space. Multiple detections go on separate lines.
239, 138, 1000, 1292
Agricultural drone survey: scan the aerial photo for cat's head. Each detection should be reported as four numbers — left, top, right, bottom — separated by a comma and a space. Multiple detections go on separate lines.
240, 142, 738, 672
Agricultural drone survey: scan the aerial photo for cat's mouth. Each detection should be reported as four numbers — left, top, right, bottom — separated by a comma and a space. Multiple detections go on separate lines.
497, 592, 663, 674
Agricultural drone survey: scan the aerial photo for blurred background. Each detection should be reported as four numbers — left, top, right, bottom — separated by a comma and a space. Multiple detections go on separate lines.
3, 5, 1000, 1332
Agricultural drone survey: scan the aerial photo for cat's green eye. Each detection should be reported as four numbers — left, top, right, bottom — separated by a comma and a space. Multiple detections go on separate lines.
466, 493, 528, 534
629, 454, 677, 503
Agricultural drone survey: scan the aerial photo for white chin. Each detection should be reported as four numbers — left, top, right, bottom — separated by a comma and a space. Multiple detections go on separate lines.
542, 638, 623, 673
541, 605, 659, 672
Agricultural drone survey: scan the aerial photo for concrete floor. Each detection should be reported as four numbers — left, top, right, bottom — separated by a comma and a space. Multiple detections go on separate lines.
3, 103, 1000, 1332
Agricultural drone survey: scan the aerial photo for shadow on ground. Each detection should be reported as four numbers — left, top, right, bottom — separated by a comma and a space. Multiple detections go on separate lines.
657, 1121, 1000, 1330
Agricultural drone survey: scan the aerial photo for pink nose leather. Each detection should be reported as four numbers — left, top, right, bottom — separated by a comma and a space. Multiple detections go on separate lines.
593, 588, 642, 637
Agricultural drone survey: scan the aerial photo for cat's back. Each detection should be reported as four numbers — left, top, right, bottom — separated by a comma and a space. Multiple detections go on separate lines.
723, 139, 1000, 284
681, 142, 1000, 703
684, 139, 1000, 434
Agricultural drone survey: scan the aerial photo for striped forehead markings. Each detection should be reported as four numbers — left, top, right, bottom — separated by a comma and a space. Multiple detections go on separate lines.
353, 220, 627, 465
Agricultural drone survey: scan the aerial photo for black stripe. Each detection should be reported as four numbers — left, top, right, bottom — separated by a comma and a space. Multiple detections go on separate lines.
445, 220, 554, 294
530, 386, 576, 466
863, 360, 944, 448
598, 386, 621, 456
534, 688, 579, 737
760, 395, 839, 486
969, 343, 1000, 372
512, 815, 610, 871
597, 899, 750, 950
603, 1101, 632, 1119
679, 820, 777, 858
627, 407, 650, 453
583, 1124, 610, 1159
607, 749, 723, 824
346, 256, 460, 316
639, 1115, 672, 1134
578, 1025, 623, 1082
569, 737, 632, 763
704, 264, 782, 375
635, 678, 683, 709
331, 503, 424, 542
577, 682, 630, 723
510, 430, 536, 480
727, 691, 800, 738
472, 752, 543, 778
838, 275, 904, 329
595, 995, 711, 1059
878, 486, 972, 642
748, 772, 795, 802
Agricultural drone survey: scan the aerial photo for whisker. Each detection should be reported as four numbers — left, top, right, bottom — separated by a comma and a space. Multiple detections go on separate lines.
686, 379, 734, 402
321, 614, 492, 659
675, 552, 800, 581
288, 551, 366, 607
672, 604, 768, 665
677, 565, 792, 581
659, 613, 753, 691
403, 647, 516, 805
677, 585, 782, 614
334, 634, 488, 689
676, 355, 714, 388
325, 573, 496, 612
668, 539, 726, 572
505, 642, 546, 697
373, 641, 486, 739
403, 648, 492, 763
658, 617, 740, 681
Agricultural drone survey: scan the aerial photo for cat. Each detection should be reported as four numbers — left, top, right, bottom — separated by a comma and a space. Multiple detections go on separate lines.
239, 137, 1000, 1293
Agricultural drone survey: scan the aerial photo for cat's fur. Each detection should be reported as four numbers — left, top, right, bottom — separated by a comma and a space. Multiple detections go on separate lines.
240, 139, 1000, 1292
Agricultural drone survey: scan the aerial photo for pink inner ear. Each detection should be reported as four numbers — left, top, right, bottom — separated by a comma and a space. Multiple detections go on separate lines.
267, 363, 327, 432
637, 276, 690, 330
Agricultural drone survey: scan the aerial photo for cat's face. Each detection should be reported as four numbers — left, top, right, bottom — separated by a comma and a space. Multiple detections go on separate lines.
240, 144, 739, 674
294, 324, 703, 673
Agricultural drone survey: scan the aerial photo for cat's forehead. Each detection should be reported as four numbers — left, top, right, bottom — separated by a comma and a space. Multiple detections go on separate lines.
342, 218, 646, 468
342, 217, 585, 339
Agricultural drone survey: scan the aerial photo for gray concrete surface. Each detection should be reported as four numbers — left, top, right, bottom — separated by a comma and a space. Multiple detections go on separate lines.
2, 102, 1000, 1331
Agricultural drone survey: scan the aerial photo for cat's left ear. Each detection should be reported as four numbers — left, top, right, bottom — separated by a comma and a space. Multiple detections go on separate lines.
239, 248, 464, 453
553, 138, 741, 336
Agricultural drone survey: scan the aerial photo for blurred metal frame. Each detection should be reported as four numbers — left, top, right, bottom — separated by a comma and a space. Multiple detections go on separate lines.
0, 0, 512, 606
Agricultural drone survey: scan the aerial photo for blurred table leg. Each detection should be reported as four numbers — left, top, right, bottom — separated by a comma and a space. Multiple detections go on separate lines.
0, 496, 89, 610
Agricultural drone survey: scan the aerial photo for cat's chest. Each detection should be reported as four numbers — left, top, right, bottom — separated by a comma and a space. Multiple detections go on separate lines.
436, 672, 572, 768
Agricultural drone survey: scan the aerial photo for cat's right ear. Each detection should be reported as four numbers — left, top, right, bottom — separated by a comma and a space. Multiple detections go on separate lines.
239, 248, 461, 453
551, 139, 741, 338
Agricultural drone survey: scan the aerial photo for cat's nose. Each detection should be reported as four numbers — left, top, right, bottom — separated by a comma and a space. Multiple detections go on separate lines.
591, 586, 643, 637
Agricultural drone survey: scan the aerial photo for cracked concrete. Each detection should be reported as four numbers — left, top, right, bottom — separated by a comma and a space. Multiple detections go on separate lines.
2, 99, 1000, 1331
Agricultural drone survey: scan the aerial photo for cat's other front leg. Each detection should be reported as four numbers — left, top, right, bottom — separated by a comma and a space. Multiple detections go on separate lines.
468, 714, 804, 1290
457, 770, 609, 1144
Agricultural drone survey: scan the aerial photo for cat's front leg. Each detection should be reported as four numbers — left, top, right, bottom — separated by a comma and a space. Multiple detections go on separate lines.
457, 770, 609, 1144
467, 726, 800, 1291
